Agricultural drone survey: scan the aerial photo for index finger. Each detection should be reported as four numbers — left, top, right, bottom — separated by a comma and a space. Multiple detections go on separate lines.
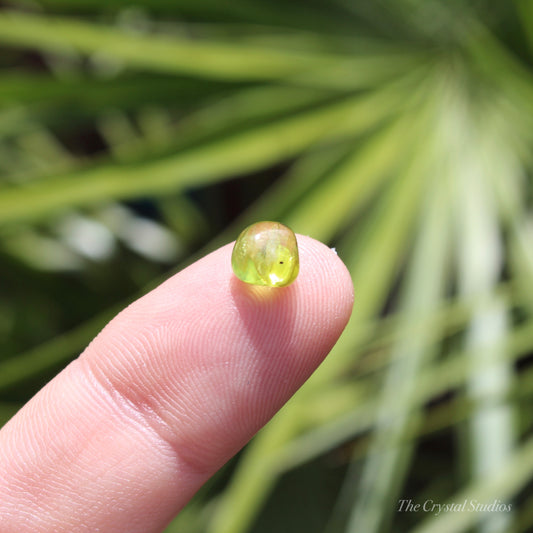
0, 235, 354, 533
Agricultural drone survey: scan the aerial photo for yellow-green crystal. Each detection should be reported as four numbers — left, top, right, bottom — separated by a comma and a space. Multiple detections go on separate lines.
231, 221, 299, 287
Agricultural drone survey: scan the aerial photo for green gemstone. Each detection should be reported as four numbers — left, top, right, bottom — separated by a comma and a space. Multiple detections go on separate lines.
231, 221, 299, 287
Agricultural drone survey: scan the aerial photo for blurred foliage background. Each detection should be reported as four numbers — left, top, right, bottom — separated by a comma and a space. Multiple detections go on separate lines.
1, 1, 533, 532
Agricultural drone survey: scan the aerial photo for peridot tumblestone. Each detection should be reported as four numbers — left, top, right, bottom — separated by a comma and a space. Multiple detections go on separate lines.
231, 221, 299, 287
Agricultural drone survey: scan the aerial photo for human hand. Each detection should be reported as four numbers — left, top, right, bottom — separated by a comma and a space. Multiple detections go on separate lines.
0, 235, 353, 532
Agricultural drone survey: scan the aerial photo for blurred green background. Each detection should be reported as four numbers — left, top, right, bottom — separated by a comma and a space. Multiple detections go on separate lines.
1, 1, 533, 532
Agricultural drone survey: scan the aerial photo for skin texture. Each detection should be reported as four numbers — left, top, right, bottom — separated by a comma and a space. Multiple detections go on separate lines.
0, 235, 354, 533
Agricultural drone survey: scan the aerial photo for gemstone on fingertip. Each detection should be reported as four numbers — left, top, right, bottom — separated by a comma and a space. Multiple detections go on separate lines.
231, 221, 299, 287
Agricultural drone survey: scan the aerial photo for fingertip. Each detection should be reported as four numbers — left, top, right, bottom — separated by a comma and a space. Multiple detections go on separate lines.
295, 233, 354, 325
0, 231, 355, 533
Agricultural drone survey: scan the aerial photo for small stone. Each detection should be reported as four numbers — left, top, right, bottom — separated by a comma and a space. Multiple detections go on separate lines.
231, 221, 299, 287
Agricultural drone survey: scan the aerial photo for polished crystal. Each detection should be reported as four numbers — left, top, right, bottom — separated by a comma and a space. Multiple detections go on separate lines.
231, 221, 299, 287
